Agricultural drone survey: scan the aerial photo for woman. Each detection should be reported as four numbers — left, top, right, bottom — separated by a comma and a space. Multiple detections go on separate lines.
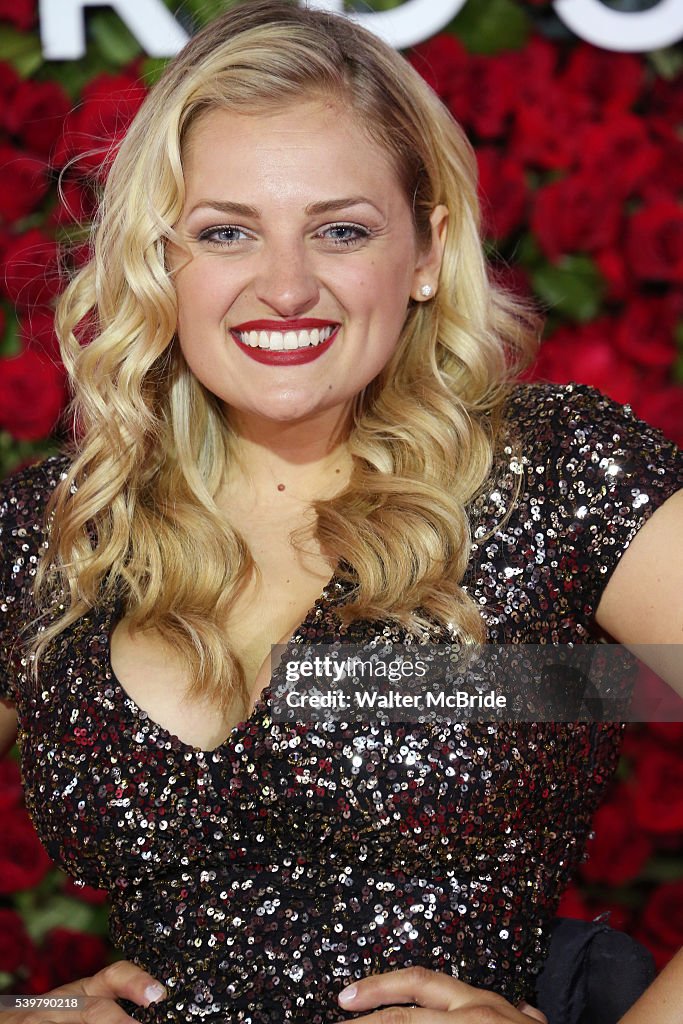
0, 2, 681, 1022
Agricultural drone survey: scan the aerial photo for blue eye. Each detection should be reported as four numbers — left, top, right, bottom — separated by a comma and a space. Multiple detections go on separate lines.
321, 223, 371, 246
197, 225, 249, 245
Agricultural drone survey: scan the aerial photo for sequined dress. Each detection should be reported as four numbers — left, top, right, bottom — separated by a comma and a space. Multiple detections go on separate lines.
1, 383, 681, 1023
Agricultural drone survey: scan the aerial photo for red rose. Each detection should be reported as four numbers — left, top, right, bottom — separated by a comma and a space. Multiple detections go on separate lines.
556, 883, 590, 920
0, 145, 49, 223
560, 44, 644, 116
0, 757, 23, 812
0, 811, 53, 893
636, 881, 683, 971
626, 200, 683, 283
51, 177, 98, 227
576, 115, 661, 199
613, 295, 680, 372
0, 62, 20, 119
54, 71, 147, 175
645, 723, 683, 747
477, 148, 528, 240
594, 248, 631, 302
0, 908, 34, 974
556, 885, 632, 933
39, 928, 109, 988
490, 261, 533, 301
0, 347, 67, 441
635, 386, 683, 448
5, 79, 72, 159
531, 320, 639, 407
640, 119, 683, 203
650, 73, 683, 127
462, 55, 516, 140
20, 307, 61, 360
0, 0, 36, 30
579, 784, 652, 885
511, 84, 590, 171
410, 34, 471, 125
507, 35, 557, 108
531, 173, 622, 261
633, 746, 683, 835
0, 229, 61, 309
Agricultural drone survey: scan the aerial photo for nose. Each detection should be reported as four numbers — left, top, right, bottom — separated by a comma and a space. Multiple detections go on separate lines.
252, 238, 320, 317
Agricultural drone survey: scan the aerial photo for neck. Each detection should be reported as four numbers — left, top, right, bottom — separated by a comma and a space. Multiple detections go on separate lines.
220, 408, 354, 508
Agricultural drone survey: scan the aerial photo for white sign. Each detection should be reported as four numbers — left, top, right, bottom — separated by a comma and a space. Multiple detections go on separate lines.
38, 0, 683, 60
38, 0, 188, 59
553, 0, 683, 53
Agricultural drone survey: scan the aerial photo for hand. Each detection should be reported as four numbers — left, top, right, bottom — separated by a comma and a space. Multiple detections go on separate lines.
2, 960, 167, 1023
336, 966, 548, 1023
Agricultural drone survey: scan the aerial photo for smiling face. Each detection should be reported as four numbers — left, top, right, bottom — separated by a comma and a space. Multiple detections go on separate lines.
170, 98, 447, 438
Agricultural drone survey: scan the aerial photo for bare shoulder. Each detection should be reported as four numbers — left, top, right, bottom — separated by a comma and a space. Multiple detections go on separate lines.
594, 488, 683, 691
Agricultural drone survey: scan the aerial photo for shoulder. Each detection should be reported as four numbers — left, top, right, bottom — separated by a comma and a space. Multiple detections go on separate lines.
0, 453, 72, 545
0, 453, 73, 572
0, 454, 72, 701
497, 380, 682, 630
502, 379, 682, 490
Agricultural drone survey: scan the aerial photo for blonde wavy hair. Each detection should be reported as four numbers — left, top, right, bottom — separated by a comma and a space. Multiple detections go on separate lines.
31, 0, 540, 717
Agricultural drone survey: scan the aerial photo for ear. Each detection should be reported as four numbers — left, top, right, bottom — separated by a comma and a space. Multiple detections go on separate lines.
411, 204, 449, 302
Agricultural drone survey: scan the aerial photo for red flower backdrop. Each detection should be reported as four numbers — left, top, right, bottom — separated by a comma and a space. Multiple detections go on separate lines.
0, 0, 682, 995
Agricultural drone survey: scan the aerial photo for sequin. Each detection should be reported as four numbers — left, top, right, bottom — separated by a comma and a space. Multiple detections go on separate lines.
1, 383, 682, 1022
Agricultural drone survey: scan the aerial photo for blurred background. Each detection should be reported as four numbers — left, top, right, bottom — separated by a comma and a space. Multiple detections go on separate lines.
0, 0, 682, 995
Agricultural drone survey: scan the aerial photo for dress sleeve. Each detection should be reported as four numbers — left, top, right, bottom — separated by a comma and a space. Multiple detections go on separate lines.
0, 456, 67, 702
542, 382, 683, 625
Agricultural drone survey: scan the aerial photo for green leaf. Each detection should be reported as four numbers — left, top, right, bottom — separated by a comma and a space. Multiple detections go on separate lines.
40, 51, 114, 98
0, 26, 43, 77
16, 894, 100, 944
349, 0, 404, 9
141, 56, 171, 86
531, 255, 605, 323
0, 310, 22, 359
89, 10, 143, 66
638, 859, 683, 884
181, 0, 240, 27
0, 972, 14, 992
515, 232, 543, 271
648, 46, 683, 80
448, 0, 531, 54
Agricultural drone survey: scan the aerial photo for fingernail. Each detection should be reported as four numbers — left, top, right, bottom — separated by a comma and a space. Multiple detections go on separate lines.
338, 984, 357, 1004
144, 983, 167, 1004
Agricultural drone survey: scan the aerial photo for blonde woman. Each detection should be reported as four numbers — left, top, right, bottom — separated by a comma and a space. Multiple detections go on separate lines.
0, 2, 681, 1022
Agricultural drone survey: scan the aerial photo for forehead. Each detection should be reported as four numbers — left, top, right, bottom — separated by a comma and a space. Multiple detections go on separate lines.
180, 99, 405, 206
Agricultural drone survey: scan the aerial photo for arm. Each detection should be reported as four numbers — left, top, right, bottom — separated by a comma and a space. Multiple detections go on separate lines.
617, 948, 683, 1024
594, 487, 683, 693
0, 698, 18, 758
594, 488, 683, 1022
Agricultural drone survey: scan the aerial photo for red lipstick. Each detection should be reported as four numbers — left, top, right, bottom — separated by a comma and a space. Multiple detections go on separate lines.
229, 319, 340, 366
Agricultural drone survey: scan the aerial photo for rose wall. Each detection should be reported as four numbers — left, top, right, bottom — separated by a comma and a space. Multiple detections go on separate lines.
0, 0, 682, 995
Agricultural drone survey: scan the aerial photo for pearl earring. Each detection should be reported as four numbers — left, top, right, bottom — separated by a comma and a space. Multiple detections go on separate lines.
420, 284, 433, 298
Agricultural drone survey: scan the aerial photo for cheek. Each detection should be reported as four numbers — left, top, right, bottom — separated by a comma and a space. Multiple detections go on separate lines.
175, 259, 238, 329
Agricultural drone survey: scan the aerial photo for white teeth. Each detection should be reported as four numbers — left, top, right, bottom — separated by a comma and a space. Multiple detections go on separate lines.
235, 326, 336, 350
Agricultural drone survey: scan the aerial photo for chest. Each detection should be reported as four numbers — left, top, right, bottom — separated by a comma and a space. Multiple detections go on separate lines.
109, 519, 336, 750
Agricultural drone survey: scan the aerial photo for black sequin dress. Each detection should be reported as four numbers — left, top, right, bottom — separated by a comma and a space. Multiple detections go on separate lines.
1, 383, 681, 1023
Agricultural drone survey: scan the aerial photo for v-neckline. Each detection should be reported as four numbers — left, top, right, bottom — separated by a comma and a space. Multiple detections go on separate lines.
102, 572, 344, 757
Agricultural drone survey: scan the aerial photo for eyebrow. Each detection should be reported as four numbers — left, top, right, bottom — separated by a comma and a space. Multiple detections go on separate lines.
188, 196, 383, 218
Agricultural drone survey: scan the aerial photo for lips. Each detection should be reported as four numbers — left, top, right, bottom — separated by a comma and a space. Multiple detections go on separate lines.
229, 318, 340, 365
